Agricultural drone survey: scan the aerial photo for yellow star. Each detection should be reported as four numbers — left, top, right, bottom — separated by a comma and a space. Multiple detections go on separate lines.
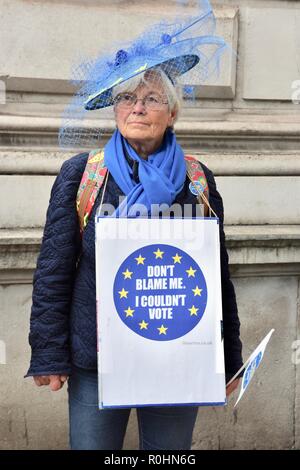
186, 266, 197, 277
157, 324, 168, 335
188, 305, 199, 316
192, 286, 202, 296
124, 306, 134, 317
122, 268, 133, 280
135, 254, 146, 265
153, 248, 164, 259
118, 288, 129, 299
139, 320, 148, 330
172, 253, 182, 264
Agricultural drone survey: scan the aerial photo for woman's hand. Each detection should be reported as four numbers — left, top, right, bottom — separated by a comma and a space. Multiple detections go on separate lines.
226, 378, 241, 397
33, 375, 69, 391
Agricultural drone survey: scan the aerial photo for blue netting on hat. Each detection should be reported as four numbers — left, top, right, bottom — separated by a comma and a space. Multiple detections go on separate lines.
59, 0, 231, 150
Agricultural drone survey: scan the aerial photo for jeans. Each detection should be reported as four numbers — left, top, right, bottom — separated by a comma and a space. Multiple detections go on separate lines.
68, 366, 199, 450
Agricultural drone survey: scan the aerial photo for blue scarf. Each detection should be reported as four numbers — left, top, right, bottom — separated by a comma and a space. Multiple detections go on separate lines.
104, 129, 186, 217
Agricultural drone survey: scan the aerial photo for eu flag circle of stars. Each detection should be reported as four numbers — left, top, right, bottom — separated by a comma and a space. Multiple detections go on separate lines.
113, 244, 207, 341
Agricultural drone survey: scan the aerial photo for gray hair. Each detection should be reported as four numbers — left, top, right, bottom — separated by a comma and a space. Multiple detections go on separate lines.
112, 68, 182, 122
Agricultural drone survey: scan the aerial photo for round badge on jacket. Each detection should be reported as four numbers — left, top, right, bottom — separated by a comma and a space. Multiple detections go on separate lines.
189, 181, 205, 196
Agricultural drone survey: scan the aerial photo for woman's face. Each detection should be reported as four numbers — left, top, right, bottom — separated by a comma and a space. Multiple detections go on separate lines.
114, 79, 176, 152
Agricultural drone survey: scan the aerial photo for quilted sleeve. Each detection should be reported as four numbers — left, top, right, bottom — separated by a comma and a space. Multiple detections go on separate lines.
203, 166, 243, 381
25, 156, 85, 377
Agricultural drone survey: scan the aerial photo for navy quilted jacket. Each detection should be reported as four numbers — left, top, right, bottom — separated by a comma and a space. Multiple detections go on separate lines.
26, 152, 243, 380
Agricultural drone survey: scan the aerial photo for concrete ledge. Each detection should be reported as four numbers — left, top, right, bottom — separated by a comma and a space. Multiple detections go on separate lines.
2, 114, 300, 136
1, 113, 300, 151
1, 173, 300, 227
0, 226, 299, 283
1, 148, 300, 176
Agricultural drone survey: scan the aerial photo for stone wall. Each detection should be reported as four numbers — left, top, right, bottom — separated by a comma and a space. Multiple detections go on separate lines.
0, 0, 299, 449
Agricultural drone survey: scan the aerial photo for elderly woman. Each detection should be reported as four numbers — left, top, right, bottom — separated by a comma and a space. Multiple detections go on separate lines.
26, 65, 243, 450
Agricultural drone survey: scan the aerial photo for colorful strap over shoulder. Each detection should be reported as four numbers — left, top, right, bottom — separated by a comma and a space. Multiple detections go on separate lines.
76, 150, 211, 234
184, 155, 210, 216
76, 149, 108, 233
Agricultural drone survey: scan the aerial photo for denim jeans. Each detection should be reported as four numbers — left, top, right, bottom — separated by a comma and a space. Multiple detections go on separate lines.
68, 366, 199, 450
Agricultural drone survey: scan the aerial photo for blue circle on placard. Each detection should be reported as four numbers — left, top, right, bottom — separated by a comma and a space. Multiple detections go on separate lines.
113, 244, 208, 341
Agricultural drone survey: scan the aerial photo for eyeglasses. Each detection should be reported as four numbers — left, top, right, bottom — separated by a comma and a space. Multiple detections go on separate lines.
113, 93, 169, 111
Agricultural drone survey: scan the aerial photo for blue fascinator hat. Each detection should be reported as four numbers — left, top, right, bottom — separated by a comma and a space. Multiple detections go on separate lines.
83, 0, 227, 110
59, 0, 229, 148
